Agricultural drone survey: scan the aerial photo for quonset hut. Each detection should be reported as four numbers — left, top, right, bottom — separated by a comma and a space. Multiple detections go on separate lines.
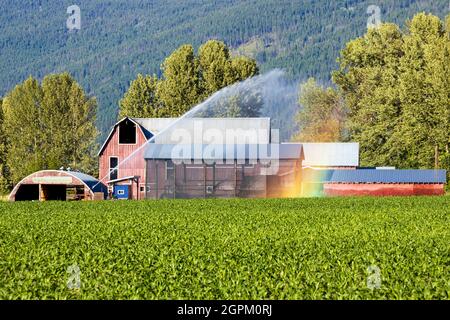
9, 170, 107, 201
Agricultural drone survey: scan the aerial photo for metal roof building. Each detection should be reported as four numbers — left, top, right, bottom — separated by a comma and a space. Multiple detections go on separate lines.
144, 144, 303, 161
9, 170, 107, 201
301, 169, 447, 197
144, 143, 304, 199
302, 169, 447, 184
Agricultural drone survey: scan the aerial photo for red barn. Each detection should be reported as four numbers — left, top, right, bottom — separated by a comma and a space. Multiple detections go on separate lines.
98, 117, 272, 200
98, 117, 177, 200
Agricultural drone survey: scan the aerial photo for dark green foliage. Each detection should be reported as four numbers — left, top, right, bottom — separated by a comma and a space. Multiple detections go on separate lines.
119, 74, 164, 118
0, 197, 449, 299
0, 1, 446, 137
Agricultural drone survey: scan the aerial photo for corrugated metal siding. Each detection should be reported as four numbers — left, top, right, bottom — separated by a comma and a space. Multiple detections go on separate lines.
67, 171, 107, 194
153, 118, 271, 144
98, 125, 147, 199
145, 144, 302, 160
302, 169, 447, 184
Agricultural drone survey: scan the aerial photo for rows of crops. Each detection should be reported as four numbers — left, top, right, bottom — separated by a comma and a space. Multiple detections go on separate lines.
0, 197, 449, 299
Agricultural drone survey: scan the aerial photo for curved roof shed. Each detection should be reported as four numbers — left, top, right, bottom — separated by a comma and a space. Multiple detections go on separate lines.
9, 170, 107, 201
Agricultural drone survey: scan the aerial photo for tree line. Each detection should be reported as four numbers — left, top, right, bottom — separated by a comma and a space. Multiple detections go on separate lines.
0, 12, 449, 194
119, 40, 259, 119
293, 13, 450, 174
0, 40, 259, 194
0, 74, 99, 192
2, 0, 445, 137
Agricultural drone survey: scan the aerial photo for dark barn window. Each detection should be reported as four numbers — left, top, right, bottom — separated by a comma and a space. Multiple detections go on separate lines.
110, 157, 118, 181
119, 120, 136, 144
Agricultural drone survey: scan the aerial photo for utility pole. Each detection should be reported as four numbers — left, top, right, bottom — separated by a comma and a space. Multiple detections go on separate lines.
435, 145, 439, 169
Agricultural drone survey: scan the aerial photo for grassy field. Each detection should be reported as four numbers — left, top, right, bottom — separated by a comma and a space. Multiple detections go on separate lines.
0, 197, 449, 300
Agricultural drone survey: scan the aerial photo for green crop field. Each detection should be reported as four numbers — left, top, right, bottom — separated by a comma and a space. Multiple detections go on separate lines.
0, 197, 449, 300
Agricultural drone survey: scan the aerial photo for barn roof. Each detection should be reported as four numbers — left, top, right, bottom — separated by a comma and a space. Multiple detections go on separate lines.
144, 144, 303, 161
97, 117, 152, 155
66, 171, 108, 194
284, 143, 360, 167
302, 169, 447, 184
152, 117, 271, 144
132, 118, 178, 136
98, 117, 272, 155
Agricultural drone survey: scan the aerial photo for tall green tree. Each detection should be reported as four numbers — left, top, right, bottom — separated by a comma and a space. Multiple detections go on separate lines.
157, 44, 203, 117
0, 98, 11, 193
2, 77, 44, 184
230, 56, 259, 82
119, 74, 164, 118
291, 78, 346, 142
2, 74, 98, 184
40, 73, 99, 174
392, 13, 450, 169
120, 40, 260, 119
333, 13, 449, 169
198, 40, 235, 96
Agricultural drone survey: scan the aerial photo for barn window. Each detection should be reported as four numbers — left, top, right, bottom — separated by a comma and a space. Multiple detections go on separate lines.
119, 120, 137, 144
165, 160, 174, 180
109, 157, 118, 181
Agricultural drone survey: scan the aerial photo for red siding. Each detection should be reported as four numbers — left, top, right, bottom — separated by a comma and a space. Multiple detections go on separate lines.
324, 183, 445, 197
99, 126, 147, 199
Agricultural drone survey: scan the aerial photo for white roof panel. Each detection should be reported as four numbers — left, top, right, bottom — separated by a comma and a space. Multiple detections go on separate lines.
284, 143, 359, 167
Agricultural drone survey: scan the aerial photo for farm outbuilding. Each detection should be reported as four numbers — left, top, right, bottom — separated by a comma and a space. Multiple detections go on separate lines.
96, 116, 447, 200
98, 117, 272, 200
144, 144, 304, 199
9, 170, 107, 202
302, 169, 447, 197
297, 143, 360, 169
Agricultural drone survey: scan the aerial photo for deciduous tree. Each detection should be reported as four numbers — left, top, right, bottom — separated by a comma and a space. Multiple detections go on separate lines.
292, 78, 346, 142
119, 74, 164, 118
333, 13, 449, 170
2, 73, 98, 184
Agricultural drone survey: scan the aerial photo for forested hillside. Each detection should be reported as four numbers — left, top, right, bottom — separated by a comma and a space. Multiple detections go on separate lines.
0, 0, 447, 136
